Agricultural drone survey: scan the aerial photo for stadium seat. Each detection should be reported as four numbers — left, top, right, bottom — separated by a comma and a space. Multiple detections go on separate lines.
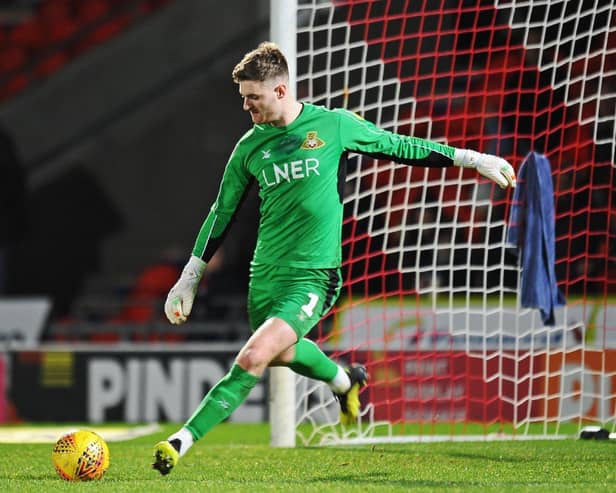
8, 17, 45, 51
38, 0, 77, 44
0, 46, 27, 73
34, 51, 69, 78
44, 16, 80, 44
75, 15, 130, 52
76, 0, 111, 24
0, 0, 172, 102
72, 0, 133, 53
39, 0, 73, 23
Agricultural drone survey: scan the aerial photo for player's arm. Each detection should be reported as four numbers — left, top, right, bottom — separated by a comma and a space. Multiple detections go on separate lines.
165, 148, 253, 324
336, 109, 516, 189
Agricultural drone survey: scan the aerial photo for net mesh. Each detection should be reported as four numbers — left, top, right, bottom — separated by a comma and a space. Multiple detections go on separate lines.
293, 0, 616, 445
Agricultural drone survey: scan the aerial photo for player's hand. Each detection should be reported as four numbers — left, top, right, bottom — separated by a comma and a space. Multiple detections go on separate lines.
475, 154, 516, 189
454, 149, 516, 189
164, 256, 206, 324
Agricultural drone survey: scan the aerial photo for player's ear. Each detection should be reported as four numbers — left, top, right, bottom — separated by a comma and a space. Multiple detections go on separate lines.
274, 83, 286, 99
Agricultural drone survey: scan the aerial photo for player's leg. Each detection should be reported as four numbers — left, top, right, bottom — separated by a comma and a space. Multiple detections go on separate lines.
273, 340, 368, 425
153, 316, 296, 475
184, 316, 296, 438
276, 338, 341, 387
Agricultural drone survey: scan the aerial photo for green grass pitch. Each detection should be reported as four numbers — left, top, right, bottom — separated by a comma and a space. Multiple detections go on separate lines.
0, 423, 615, 492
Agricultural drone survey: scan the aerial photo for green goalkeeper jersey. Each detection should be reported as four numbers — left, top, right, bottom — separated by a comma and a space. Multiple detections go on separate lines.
192, 102, 456, 269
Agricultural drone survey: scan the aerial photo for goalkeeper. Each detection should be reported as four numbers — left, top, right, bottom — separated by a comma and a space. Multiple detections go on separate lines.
152, 41, 516, 475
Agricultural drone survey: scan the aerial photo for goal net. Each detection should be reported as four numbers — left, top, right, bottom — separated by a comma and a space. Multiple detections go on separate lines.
289, 0, 616, 445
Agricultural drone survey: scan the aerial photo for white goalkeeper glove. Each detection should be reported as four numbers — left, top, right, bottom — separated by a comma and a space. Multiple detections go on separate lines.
454, 148, 516, 189
164, 255, 207, 324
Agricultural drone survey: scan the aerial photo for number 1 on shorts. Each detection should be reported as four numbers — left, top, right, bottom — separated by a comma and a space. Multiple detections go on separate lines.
301, 293, 319, 317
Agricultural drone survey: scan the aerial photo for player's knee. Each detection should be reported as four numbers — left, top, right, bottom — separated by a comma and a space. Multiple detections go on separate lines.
236, 346, 269, 374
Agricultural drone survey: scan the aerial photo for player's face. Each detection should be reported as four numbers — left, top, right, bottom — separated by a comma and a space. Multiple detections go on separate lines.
239, 79, 284, 125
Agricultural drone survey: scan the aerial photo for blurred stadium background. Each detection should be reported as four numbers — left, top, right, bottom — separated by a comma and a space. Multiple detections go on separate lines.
0, 0, 269, 425
0, 0, 614, 443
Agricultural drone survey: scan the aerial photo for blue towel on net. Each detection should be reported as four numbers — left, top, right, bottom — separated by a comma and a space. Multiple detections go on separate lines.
506, 152, 566, 326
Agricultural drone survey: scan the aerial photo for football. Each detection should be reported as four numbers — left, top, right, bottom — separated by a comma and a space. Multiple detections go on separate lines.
51, 430, 110, 481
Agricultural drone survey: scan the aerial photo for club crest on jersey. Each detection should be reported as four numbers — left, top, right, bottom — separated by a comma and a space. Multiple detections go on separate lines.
300, 131, 325, 150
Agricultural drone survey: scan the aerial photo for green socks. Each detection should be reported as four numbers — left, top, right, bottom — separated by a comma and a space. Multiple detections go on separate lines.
287, 338, 338, 382
184, 339, 338, 442
185, 364, 259, 440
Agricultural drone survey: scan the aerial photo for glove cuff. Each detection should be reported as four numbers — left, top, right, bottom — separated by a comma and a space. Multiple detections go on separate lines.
453, 148, 481, 168
182, 255, 207, 280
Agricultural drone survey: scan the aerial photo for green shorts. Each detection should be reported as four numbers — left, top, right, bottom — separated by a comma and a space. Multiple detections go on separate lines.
247, 263, 342, 339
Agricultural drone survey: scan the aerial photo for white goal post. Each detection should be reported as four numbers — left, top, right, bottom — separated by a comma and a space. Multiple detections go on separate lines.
269, 0, 299, 448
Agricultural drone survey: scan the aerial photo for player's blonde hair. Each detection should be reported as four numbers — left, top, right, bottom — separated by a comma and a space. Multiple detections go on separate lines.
232, 42, 289, 83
